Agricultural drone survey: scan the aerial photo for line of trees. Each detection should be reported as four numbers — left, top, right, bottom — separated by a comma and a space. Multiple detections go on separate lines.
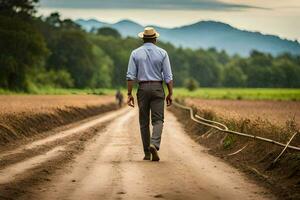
0, 0, 300, 92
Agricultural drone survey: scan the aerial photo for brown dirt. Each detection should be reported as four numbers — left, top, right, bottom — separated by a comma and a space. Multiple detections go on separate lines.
186, 99, 300, 127
0, 95, 117, 146
0, 121, 109, 199
0, 108, 275, 200
170, 103, 300, 200
0, 95, 114, 115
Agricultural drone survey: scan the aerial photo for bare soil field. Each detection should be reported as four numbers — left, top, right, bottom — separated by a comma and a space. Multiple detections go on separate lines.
185, 99, 300, 127
0, 95, 117, 146
0, 95, 114, 115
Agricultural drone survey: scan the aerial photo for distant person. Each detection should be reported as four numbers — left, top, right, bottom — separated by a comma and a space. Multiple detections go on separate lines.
115, 89, 124, 108
126, 27, 173, 161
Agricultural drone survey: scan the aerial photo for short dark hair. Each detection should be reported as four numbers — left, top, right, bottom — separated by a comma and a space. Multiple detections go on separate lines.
143, 37, 157, 43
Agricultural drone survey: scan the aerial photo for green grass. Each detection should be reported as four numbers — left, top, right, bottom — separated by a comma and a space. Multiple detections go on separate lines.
1, 87, 300, 101
173, 88, 300, 101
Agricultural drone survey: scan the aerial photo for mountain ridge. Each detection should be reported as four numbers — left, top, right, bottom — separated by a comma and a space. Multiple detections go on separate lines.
76, 19, 300, 56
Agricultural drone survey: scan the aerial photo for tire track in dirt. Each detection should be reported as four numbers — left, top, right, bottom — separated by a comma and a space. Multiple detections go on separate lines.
0, 107, 129, 168
0, 122, 112, 200
0, 146, 66, 184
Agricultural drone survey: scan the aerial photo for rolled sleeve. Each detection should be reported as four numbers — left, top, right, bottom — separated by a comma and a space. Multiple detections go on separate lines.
126, 52, 137, 81
162, 53, 173, 83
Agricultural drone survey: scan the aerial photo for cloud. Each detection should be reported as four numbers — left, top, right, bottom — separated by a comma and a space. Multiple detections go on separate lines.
39, 0, 265, 11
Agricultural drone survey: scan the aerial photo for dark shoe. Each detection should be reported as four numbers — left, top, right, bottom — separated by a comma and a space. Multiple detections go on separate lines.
149, 144, 160, 161
143, 153, 151, 160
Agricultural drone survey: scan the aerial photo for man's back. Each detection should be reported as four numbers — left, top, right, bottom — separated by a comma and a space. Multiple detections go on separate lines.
127, 43, 172, 83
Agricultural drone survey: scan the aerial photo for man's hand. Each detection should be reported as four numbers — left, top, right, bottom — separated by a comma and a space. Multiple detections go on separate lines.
127, 94, 135, 107
166, 80, 173, 107
166, 93, 172, 106
127, 80, 134, 107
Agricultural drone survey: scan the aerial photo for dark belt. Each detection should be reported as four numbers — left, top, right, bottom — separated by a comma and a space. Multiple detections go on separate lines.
138, 81, 163, 85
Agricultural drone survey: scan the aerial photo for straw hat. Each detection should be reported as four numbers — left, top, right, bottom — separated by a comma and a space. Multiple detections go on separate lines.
138, 27, 160, 39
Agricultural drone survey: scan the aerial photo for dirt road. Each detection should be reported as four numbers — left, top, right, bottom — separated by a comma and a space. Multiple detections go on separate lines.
0, 108, 276, 200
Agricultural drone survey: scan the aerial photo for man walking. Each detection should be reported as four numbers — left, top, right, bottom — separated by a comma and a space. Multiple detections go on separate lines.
126, 27, 173, 162
115, 89, 124, 108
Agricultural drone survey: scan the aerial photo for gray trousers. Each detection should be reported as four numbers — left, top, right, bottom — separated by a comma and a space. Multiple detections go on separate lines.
137, 82, 165, 154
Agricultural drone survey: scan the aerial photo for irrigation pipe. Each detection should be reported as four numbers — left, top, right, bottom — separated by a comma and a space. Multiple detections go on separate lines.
195, 114, 229, 130
228, 144, 249, 156
173, 101, 300, 151
272, 131, 298, 163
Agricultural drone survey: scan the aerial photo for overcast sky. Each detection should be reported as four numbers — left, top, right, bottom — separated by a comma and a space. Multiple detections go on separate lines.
38, 0, 300, 41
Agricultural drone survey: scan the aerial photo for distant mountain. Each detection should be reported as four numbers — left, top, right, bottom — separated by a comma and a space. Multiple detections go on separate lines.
76, 19, 300, 56
76, 19, 108, 31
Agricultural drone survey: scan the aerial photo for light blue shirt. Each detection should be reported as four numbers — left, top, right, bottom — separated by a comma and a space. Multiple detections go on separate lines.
126, 43, 173, 83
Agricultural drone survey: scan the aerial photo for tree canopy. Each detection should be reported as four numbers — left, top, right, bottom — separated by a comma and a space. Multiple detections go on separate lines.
0, 0, 300, 91
97, 27, 121, 38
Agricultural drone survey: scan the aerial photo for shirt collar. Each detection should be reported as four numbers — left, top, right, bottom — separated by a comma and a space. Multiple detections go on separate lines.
143, 43, 155, 47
